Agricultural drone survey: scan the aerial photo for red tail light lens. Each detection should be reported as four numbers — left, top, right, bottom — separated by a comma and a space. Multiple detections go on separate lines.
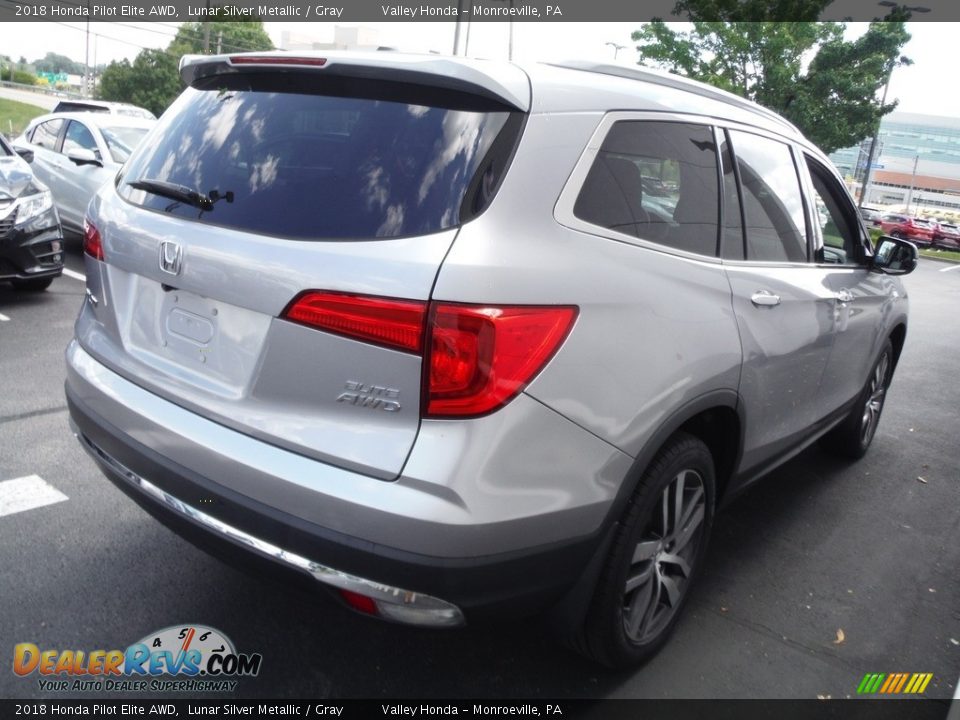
426, 304, 578, 418
283, 291, 427, 354
282, 291, 577, 418
82, 218, 103, 260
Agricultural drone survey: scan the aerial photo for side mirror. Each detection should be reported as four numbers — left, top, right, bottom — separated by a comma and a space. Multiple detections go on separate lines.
67, 148, 102, 167
13, 146, 34, 164
872, 236, 918, 276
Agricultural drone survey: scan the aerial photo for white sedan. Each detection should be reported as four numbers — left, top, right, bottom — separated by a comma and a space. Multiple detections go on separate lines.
15, 112, 154, 235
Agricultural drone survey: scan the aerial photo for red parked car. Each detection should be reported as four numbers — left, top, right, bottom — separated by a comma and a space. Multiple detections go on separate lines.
931, 220, 960, 250
879, 214, 935, 246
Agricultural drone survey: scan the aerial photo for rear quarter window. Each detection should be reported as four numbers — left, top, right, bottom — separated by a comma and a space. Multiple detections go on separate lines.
117, 74, 522, 241
573, 120, 720, 257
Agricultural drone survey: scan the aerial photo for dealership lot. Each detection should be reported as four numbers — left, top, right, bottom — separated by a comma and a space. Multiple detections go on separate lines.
1, 250, 958, 700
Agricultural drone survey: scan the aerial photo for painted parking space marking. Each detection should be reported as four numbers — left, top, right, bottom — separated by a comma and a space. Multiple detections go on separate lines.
0, 312, 9, 322
938, 263, 960, 272
0, 475, 68, 518
62, 268, 86, 282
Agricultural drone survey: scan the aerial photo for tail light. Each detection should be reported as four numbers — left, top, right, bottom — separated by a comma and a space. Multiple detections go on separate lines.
282, 292, 577, 418
425, 304, 577, 417
82, 218, 103, 260
283, 291, 426, 353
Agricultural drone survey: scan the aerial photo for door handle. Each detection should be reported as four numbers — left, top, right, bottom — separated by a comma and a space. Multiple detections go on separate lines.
750, 290, 781, 307
836, 289, 854, 303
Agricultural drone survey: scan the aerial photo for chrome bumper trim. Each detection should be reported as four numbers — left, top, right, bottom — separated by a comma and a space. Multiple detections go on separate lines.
74, 427, 465, 628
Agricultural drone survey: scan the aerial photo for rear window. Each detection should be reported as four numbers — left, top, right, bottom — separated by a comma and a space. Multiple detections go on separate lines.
102, 125, 149, 164
117, 73, 522, 240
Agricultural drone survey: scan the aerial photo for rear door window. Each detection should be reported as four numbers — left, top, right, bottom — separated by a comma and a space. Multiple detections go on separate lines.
31, 119, 64, 151
574, 120, 720, 257
117, 74, 522, 241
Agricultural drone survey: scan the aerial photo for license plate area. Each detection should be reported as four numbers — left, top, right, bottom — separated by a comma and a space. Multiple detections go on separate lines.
160, 289, 220, 369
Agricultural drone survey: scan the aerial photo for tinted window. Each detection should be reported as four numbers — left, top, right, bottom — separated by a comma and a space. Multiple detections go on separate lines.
806, 157, 861, 265
574, 121, 719, 257
101, 125, 149, 163
118, 75, 519, 240
729, 130, 807, 263
63, 120, 98, 156
32, 119, 64, 150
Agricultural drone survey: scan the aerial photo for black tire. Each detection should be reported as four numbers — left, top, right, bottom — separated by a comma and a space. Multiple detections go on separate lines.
820, 339, 894, 460
574, 432, 715, 668
11, 277, 53, 292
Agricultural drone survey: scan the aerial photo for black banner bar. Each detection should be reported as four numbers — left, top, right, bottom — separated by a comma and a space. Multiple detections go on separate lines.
0, 699, 952, 720
1, 0, 960, 22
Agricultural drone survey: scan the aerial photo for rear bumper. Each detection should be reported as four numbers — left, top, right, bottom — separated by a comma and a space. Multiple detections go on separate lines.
66, 341, 613, 623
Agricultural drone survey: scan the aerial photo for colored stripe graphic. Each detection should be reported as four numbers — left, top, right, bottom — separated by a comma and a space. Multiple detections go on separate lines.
857, 672, 932, 694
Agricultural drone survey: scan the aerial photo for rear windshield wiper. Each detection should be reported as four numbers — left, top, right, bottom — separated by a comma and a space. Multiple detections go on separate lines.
128, 178, 213, 211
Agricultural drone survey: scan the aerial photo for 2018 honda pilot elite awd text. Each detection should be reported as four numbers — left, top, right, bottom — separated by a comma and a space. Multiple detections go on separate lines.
65, 52, 917, 668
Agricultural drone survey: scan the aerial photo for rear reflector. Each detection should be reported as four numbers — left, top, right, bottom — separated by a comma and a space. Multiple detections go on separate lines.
230, 55, 327, 67
282, 292, 577, 418
82, 217, 103, 261
339, 589, 379, 616
283, 292, 427, 354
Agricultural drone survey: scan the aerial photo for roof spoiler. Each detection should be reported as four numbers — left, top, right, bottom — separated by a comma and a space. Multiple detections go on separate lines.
179, 52, 530, 112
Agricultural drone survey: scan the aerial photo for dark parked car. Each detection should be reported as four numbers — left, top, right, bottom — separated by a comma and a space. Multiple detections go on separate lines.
931, 220, 960, 250
879, 213, 934, 246
0, 134, 63, 291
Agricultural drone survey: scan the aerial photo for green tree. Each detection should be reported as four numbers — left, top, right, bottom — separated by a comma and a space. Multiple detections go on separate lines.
632, 4, 911, 153
96, 18, 273, 116
99, 49, 181, 118
170, 20, 274, 55
32, 52, 85, 75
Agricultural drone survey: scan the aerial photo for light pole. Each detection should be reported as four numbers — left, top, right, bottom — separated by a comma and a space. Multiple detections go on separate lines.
858, 2, 929, 210
606, 42, 626, 60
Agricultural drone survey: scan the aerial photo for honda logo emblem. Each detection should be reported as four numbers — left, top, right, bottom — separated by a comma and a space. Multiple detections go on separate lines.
159, 241, 183, 276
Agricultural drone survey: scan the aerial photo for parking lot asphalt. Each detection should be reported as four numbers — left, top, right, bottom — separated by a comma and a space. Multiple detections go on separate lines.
1, 250, 958, 701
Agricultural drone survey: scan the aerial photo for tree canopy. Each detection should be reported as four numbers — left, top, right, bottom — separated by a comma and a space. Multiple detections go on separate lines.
632, 4, 912, 153
98, 18, 273, 117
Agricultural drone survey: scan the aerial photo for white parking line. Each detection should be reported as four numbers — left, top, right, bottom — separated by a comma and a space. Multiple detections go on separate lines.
0, 312, 9, 322
0, 475, 68, 518
62, 268, 86, 282
938, 263, 960, 272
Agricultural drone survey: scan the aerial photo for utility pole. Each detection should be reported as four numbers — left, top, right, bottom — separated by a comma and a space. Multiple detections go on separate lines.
858, 72, 891, 210
905, 154, 919, 214
203, 0, 211, 52
216, 31, 222, 55
83, 0, 90, 97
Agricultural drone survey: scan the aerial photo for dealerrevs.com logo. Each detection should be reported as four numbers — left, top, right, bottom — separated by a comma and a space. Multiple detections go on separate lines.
13, 624, 262, 693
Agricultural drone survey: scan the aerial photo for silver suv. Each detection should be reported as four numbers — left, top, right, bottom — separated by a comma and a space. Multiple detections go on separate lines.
65, 52, 917, 668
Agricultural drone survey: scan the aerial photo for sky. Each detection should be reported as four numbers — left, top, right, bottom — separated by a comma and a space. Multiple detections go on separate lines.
0, 20, 956, 117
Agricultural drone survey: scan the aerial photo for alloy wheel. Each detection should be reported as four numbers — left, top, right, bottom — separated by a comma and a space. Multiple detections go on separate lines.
622, 468, 706, 643
861, 351, 890, 446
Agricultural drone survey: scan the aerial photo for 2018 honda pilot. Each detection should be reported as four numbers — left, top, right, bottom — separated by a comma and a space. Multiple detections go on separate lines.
65, 52, 917, 668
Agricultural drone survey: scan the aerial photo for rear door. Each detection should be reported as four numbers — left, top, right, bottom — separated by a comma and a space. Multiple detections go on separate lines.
58, 119, 112, 231
79, 61, 527, 480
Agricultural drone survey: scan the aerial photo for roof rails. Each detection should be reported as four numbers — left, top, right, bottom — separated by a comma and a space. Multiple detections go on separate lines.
549, 60, 800, 135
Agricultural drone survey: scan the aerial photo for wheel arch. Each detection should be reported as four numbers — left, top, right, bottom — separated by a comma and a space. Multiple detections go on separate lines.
545, 390, 743, 649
